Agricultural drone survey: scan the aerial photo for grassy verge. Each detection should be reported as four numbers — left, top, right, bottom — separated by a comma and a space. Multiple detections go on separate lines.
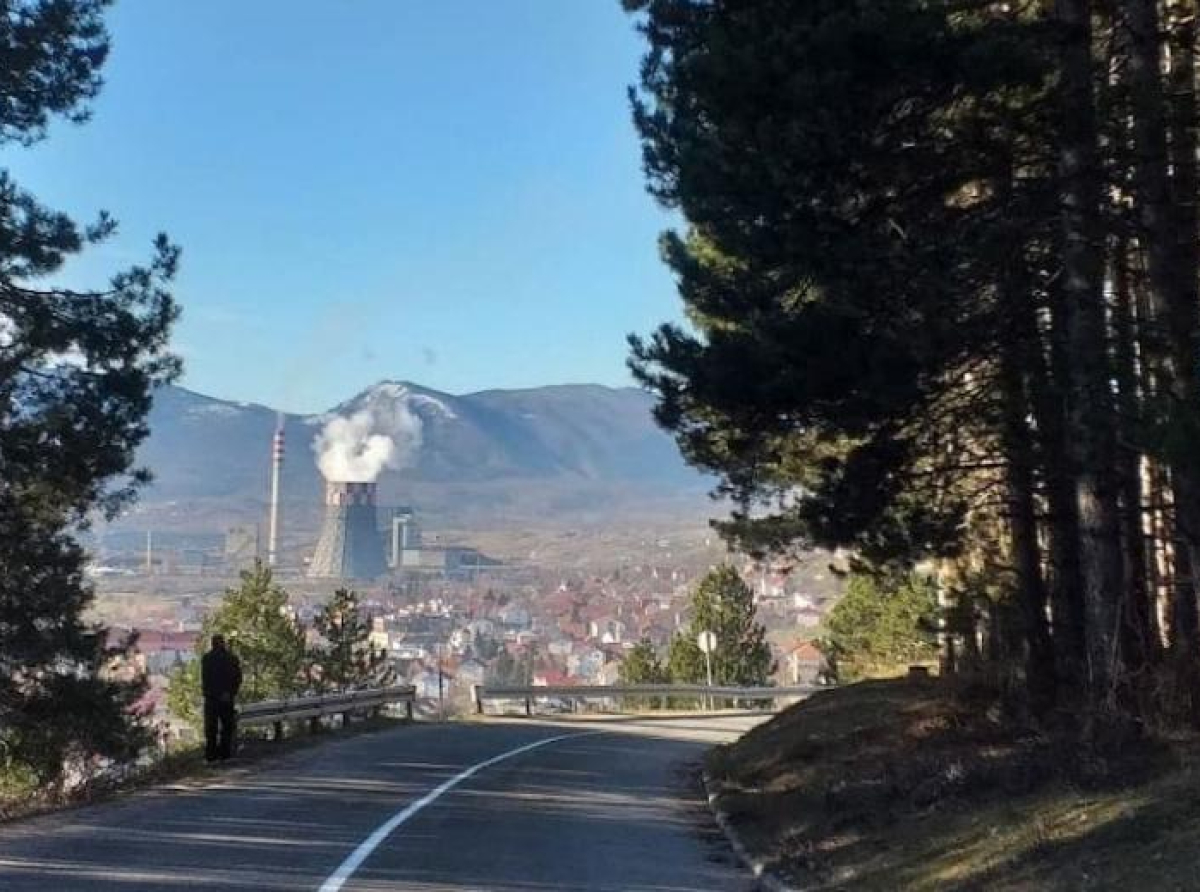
0, 713, 410, 826
707, 677, 1200, 890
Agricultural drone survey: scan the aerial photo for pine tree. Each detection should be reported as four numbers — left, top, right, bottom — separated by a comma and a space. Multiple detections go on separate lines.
667, 633, 706, 686
487, 650, 533, 687
1116, 0, 1200, 714
0, 0, 180, 786
619, 640, 667, 684
623, 0, 1061, 697
310, 589, 385, 692
669, 566, 773, 686
473, 631, 500, 662
624, 0, 1200, 728
1051, 0, 1127, 712
820, 573, 940, 681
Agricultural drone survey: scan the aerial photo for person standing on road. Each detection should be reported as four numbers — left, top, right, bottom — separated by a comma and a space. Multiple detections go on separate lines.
201, 634, 242, 762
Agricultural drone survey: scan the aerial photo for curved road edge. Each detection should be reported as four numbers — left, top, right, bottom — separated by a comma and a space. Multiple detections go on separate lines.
703, 769, 800, 892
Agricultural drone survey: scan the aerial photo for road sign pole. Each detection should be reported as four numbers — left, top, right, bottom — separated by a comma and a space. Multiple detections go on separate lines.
703, 649, 713, 711
697, 630, 717, 712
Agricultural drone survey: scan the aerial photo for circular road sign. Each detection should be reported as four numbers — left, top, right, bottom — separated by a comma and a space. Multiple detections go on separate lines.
697, 630, 717, 655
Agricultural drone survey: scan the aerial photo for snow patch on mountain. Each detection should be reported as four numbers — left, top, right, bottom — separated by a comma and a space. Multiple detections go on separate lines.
407, 393, 457, 420
353, 381, 458, 421
185, 403, 247, 419
365, 381, 411, 401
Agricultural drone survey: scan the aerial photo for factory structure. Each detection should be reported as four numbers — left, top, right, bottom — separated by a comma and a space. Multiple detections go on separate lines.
384, 507, 498, 575
304, 480, 497, 579
308, 480, 390, 578
128, 424, 500, 581
252, 428, 499, 581
267, 423, 284, 567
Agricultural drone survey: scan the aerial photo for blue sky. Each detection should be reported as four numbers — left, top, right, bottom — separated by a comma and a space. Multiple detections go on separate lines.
3, 1, 680, 413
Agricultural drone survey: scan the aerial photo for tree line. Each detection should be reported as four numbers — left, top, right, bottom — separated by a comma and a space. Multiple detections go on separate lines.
623, 0, 1200, 726
167, 563, 388, 728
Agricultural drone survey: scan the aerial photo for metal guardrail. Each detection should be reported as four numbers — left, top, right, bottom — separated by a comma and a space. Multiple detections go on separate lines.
473, 683, 822, 715
239, 684, 417, 738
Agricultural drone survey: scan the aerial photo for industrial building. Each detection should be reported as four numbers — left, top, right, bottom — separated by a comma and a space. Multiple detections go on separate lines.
308, 480, 389, 579
386, 507, 499, 574
262, 427, 501, 580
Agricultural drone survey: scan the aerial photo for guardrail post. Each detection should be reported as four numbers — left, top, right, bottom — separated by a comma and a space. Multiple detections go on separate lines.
524, 696, 532, 717
472, 685, 482, 715
405, 699, 414, 721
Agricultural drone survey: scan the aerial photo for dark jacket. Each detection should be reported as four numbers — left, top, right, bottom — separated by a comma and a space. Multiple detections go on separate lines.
201, 646, 243, 703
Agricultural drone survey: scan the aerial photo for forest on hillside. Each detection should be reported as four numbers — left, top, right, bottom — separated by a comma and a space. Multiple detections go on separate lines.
626, 0, 1200, 728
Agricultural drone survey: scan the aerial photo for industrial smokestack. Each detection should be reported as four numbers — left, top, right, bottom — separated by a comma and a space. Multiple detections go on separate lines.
267, 422, 284, 567
307, 480, 388, 579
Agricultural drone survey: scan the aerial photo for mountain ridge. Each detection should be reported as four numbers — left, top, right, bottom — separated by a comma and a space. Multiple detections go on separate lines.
168, 379, 656, 418
132, 380, 707, 526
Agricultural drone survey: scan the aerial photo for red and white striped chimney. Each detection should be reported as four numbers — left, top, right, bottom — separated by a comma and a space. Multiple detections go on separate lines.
267, 421, 284, 566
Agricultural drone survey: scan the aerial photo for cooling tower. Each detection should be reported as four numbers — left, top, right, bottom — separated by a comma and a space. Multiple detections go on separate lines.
307, 481, 388, 579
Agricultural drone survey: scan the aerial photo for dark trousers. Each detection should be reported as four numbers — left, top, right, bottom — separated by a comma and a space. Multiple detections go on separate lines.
204, 697, 237, 761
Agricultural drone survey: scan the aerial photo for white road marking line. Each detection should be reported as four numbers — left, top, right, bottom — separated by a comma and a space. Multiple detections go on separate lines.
318, 731, 601, 892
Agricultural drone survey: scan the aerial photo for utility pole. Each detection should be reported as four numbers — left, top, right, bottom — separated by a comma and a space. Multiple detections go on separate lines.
145, 530, 153, 575
437, 643, 445, 722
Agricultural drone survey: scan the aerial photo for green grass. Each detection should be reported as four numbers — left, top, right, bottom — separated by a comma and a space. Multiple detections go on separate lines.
707, 678, 1200, 890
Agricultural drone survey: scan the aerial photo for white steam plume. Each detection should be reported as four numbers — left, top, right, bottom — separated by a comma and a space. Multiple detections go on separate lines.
313, 397, 422, 483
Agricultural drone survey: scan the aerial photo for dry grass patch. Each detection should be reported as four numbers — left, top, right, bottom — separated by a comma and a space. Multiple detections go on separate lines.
708, 678, 1198, 890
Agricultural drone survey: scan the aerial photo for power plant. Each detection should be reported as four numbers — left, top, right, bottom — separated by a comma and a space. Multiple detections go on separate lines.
256, 415, 495, 580
307, 480, 389, 579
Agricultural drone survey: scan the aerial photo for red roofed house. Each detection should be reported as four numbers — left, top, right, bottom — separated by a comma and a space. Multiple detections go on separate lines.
787, 640, 824, 685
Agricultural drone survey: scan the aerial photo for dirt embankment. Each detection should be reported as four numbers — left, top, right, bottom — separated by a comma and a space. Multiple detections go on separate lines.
707, 677, 1200, 890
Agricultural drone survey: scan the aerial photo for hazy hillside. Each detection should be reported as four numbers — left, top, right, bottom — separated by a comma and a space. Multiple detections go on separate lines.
131, 381, 708, 528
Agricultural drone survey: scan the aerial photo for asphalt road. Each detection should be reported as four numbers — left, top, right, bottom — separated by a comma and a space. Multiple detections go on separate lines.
0, 714, 768, 891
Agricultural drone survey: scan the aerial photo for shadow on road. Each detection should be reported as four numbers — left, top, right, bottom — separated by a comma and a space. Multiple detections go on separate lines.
0, 718, 759, 891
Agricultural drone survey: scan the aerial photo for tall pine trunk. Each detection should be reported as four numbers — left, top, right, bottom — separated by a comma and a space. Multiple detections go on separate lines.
1030, 282, 1089, 684
1126, 0, 1200, 670
1053, 0, 1126, 709
1110, 240, 1158, 670
1164, 1, 1200, 669
999, 329, 1058, 713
